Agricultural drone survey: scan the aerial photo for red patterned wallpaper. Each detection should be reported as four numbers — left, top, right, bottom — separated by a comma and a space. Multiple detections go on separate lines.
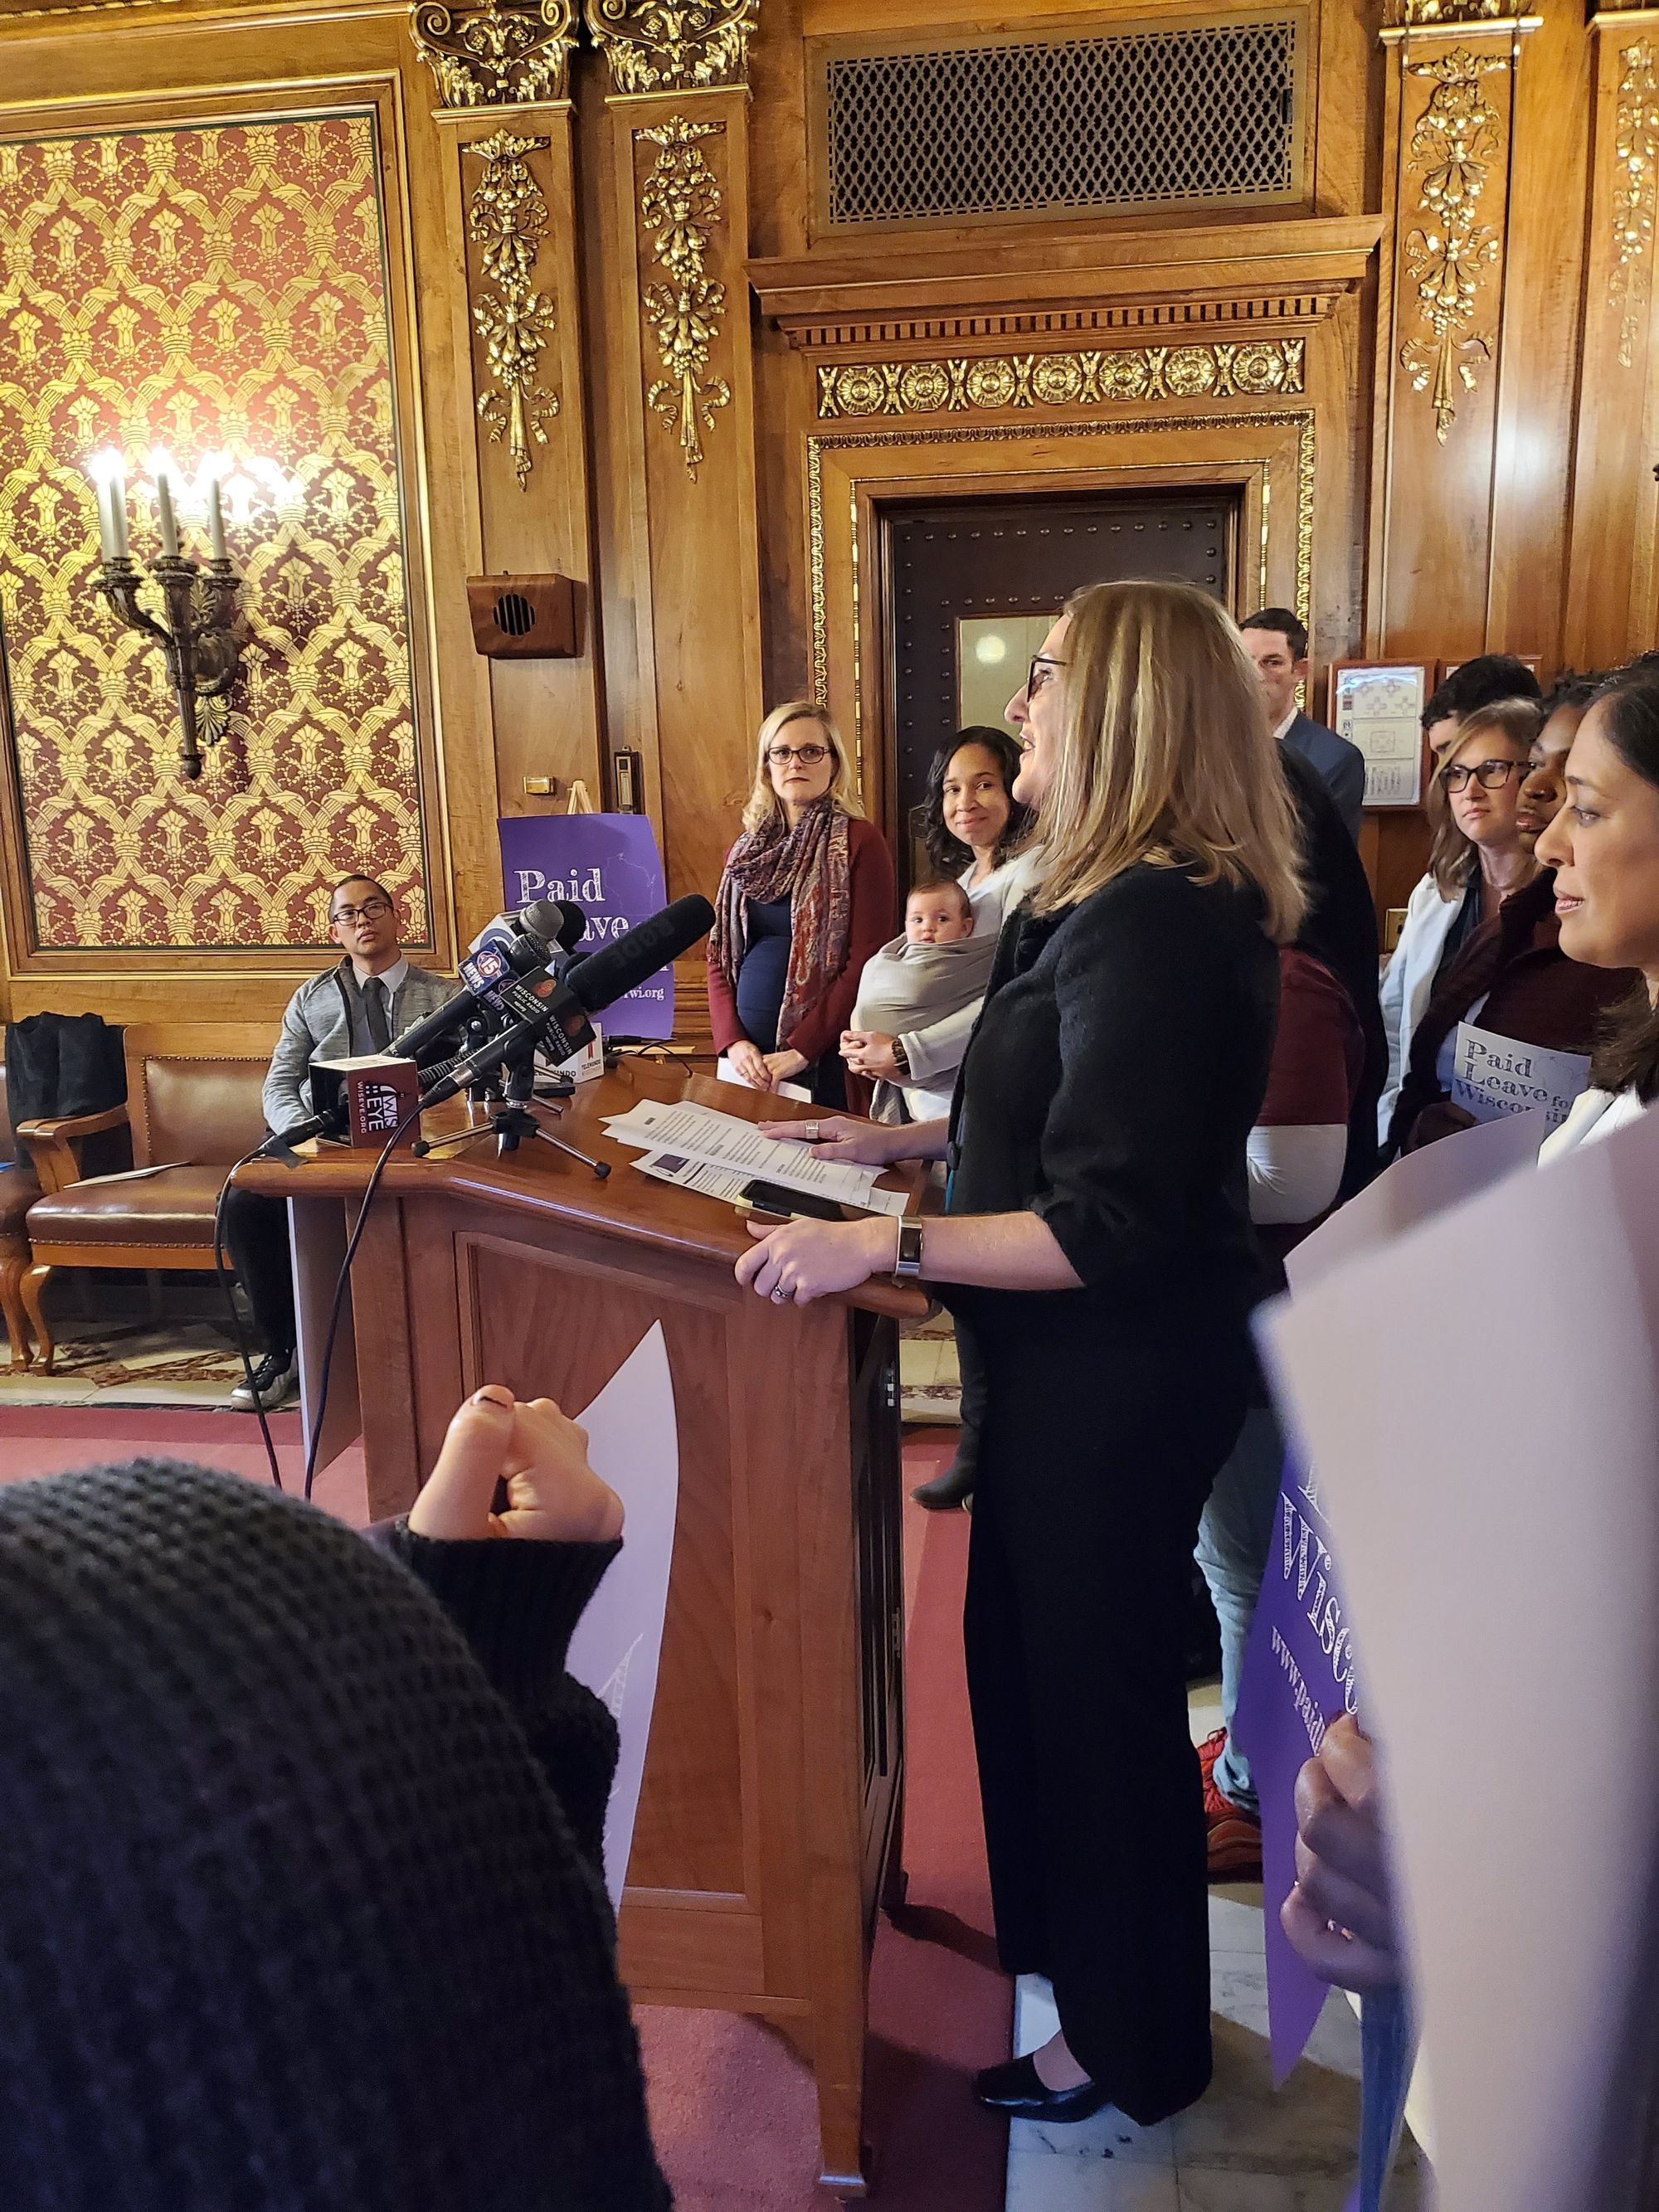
0, 111, 431, 951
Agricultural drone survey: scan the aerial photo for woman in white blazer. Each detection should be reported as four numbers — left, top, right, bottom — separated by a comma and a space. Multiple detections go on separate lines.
1535, 665, 1659, 1163
1377, 699, 1541, 1142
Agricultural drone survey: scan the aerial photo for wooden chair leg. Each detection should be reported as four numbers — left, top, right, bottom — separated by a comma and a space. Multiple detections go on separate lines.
20, 1262, 54, 1374
0, 1250, 30, 1369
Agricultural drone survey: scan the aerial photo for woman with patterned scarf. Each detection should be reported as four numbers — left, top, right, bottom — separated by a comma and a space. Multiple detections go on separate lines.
708, 701, 896, 1106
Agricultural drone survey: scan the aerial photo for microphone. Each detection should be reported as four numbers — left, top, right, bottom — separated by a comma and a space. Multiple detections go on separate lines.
258, 896, 713, 1157
385, 912, 570, 1066
420, 895, 714, 1109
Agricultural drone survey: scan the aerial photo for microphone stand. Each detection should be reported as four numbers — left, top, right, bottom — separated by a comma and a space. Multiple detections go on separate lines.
411, 1038, 611, 1178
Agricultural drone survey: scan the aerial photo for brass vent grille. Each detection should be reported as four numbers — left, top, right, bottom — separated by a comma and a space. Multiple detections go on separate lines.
815, 12, 1306, 233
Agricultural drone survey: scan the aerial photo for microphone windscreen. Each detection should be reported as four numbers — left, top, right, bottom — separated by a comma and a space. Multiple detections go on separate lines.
565, 895, 715, 1020
522, 898, 586, 953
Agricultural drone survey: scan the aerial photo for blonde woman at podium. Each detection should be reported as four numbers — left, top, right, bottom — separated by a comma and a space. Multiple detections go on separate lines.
737, 581, 1306, 2132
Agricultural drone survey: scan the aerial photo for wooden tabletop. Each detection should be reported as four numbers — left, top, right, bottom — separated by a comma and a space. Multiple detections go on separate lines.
235, 1057, 932, 1321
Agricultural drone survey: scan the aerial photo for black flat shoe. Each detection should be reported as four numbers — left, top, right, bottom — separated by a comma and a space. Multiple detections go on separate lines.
912, 1457, 975, 1510
972, 2052, 1112, 2122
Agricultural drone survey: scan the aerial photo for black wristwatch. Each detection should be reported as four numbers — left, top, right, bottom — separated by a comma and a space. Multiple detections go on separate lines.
889, 1037, 912, 1079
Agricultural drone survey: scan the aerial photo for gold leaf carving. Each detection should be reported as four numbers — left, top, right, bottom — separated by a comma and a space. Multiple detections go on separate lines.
815, 339, 1305, 419
465, 130, 559, 486
1613, 39, 1659, 370
585, 0, 757, 95
635, 114, 731, 480
1397, 46, 1507, 442
411, 0, 577, 107
1399, 0, 1502, 22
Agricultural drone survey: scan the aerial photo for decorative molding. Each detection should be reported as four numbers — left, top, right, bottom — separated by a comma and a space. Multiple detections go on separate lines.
635, 114, 730, 479
816, 339, 1306, 419
1397, 45, 1509, 441
464, 129, 559, 486
585, 0, 757, 95
411, 0, 577, 107
1399, 0, 1503, 22
1613, 37, 1659, 367
806, 411, 1316, 728
780, 299, 1344, 353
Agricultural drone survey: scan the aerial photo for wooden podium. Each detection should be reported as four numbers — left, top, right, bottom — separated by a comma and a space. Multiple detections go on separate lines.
236, 1062, 927, 2196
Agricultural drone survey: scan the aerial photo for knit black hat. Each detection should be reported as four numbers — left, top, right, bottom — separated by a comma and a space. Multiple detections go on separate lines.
0, 1462, 668, 2211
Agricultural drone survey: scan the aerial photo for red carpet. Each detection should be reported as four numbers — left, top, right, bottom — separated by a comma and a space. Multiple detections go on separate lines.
0, 1411, 1009, 2204
0, 1406, 368, 1524
636, 1429, 1012, 2207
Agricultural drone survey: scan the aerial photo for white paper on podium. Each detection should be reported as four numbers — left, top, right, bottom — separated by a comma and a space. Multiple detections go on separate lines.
563, 1322, 680, 1911
1261, 1101, 1659, 2212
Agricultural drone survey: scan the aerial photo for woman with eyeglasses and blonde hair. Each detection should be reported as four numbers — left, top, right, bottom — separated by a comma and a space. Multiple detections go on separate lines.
707, 700, 895, 1104
1376, 696, 1543, 1140
735, 581, 1306, 2130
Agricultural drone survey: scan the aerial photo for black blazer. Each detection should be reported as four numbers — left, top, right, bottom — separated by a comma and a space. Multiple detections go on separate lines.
946, 863, 1281, 1317
1282, 710, 1367, 841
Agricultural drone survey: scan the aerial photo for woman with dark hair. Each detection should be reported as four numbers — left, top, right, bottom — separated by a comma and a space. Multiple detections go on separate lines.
841, 725, 1034, 1509
840, 726, 1033, 1098
1536, 666, 1659, 1155
1196, 750, 1385, 1879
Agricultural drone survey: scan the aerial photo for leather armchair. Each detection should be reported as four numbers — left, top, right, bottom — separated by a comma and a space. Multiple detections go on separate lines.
0, 1062, 41, 1366
18, 1023, 275, 1373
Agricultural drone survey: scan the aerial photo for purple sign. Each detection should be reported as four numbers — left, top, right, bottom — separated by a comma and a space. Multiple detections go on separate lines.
1232, 1449, 1362, 2084
497, 814, 674, 1041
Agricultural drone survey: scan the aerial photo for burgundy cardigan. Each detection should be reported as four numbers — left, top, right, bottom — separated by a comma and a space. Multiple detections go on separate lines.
707, 814, 897, 1065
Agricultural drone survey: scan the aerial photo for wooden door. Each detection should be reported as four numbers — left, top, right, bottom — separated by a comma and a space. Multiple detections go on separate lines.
882, 487, 1238, 876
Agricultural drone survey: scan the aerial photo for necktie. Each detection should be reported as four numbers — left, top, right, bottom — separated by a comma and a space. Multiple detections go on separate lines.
362, 975, 392, 1052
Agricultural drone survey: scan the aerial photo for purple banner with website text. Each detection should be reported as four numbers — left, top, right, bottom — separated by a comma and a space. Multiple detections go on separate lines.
1232, 1449, 1362, 2085
498, 813, 674, 1040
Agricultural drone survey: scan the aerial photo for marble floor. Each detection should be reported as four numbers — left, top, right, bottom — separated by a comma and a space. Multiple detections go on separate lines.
1001, 1690, 1428, 2212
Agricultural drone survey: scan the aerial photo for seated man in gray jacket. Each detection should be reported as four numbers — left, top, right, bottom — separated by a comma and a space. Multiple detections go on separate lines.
223, 876, 458, 1410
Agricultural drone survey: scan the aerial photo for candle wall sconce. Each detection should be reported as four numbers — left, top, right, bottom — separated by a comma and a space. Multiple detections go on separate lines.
86, 448, 245, 781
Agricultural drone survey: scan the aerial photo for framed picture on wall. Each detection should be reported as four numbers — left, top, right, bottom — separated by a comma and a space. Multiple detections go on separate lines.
1327, 660, 1436, 809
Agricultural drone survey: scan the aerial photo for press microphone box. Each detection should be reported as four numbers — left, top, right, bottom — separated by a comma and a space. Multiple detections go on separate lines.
312, 1056, 424, 1147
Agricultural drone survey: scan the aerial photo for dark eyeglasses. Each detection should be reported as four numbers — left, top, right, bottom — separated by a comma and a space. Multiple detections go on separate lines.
1443, 759, 1522, 793
331, 897, 392, 924
1026, 655, 1067, 701
766, 743, 830, 766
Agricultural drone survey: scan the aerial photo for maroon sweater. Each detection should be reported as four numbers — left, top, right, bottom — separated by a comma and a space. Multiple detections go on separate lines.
706, 814, 897, 1065
1389, 869, 1637, 1155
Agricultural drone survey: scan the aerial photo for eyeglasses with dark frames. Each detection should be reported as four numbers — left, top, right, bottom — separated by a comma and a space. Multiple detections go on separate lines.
1442, 758, 1524, 793
1025, 655, 1068, 702
330, 897, 393, 924
766, 743, 831, 766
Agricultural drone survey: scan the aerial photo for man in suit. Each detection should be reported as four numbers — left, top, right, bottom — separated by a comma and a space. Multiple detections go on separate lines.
1241, 607, 1367, 840
221, 875, 459, 1410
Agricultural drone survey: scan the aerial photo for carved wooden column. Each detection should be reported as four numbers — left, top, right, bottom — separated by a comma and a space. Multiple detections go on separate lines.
1567, 5, 1659, 667
411, 0, 605, 834
585, 0, 766, 906
1369, 0, 1540, 659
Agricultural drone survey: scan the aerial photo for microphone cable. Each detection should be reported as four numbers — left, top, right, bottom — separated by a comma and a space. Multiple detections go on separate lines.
302, 1097, 426, 1504
212, 1150, 285, 1492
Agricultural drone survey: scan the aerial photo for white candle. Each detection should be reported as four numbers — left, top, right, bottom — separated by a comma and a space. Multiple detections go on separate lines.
207, 474, 226, 562
154, 469, 178, 557
108, 461, 129, 560
93, 476, 114, 561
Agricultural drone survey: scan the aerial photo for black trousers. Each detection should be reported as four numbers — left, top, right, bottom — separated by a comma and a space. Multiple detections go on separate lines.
956, 1292, 1252, 2125
219, 1184, 296, 1359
